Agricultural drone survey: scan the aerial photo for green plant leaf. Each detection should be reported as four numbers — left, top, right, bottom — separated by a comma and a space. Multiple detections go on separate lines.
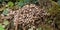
36, 27, 42, 30
20, 0, 24, 2
0, 24, 4, 30
3, 19, 9, 25
17, 2, 24, 7
0, 0, 2, 2
2, 8, 8, 15
32, 0, 38, 4
57, 0, 60, 5
24, 0, 30, 3
7, 1, 14, 7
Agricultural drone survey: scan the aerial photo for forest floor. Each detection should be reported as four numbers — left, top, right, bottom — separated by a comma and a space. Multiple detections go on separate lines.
0, 0, 60, 30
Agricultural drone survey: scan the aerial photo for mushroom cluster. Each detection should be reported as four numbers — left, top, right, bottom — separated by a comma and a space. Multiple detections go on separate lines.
1, 4, 47, 30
